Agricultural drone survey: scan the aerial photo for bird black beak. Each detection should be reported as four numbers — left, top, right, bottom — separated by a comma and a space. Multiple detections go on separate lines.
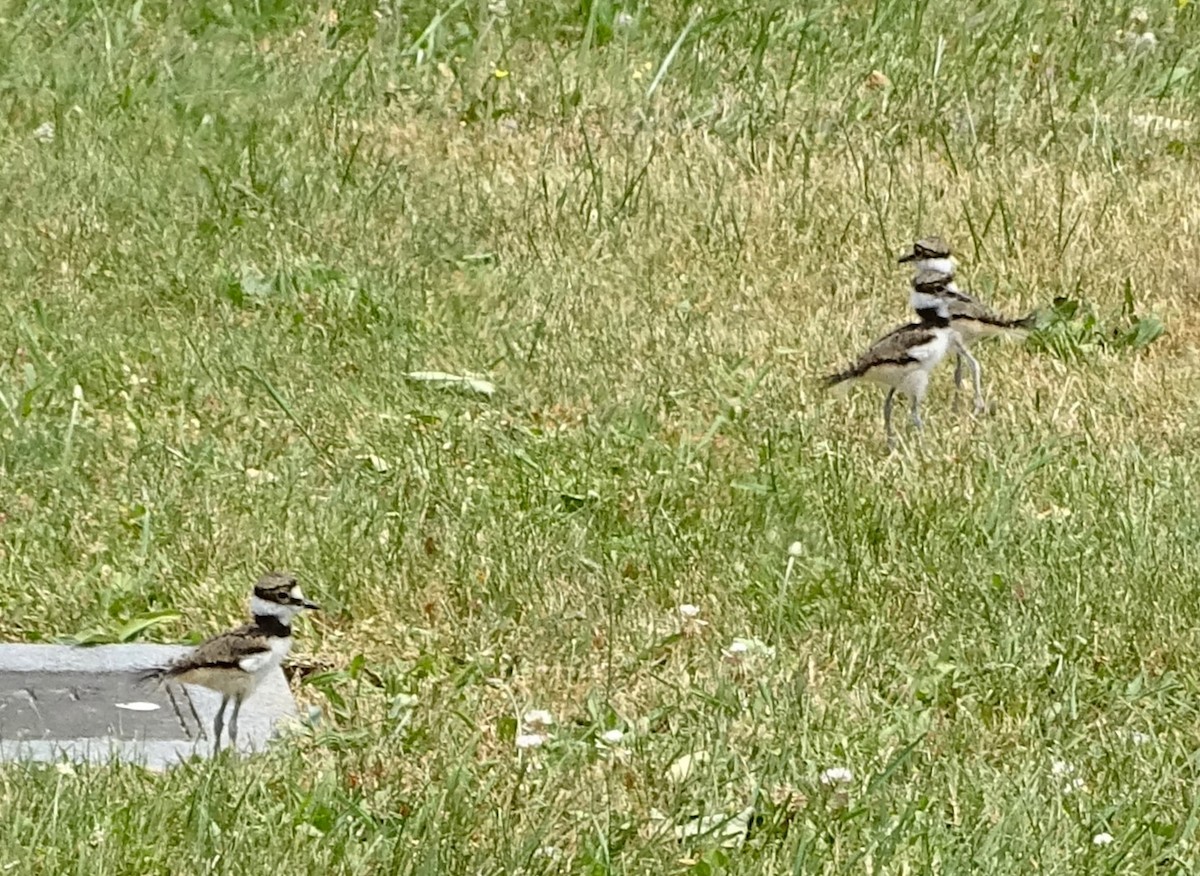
302, 599, 321, 611
897, 250, 918, 263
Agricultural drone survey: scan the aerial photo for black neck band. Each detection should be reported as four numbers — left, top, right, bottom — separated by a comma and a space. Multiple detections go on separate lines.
917, 308, 950, 328
252, 613, 292, 638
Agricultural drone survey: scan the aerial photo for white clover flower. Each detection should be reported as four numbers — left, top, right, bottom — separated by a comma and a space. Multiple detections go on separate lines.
1120, 28, 1157, 54
522, 709, 554, 731
1050, 759, 1074, 777
596, 728, 630, 763
1129, 730, 1152, 745
678, 602, 708, 636
819, 766, 853, 786
516, 733, 546, 749
787, 541, 803, 558
33, 122, 55, 143
600, 729, 625, 746
724, 637, 775, 663
1093, 832, 1115, 846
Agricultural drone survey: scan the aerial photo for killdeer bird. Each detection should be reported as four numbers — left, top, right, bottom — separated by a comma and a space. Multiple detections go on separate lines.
139, 572, 318, 755
899, 237, 1036, 403
823, 269, 982, 449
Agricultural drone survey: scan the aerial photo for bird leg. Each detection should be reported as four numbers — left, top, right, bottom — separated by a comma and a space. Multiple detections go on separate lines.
952, 340, 985, 415
212, 695, 228, 756
952, 355, 965, 410
910, 394, 924, 433
229, 695, 243, 753
883, 389, 897, 450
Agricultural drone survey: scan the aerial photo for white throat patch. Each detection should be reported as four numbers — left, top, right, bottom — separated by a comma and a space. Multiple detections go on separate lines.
916, 256, 956, 276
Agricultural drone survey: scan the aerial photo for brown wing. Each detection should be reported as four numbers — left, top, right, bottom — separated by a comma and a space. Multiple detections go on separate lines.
824, 322, 929, 386
945, 296, 1004, 323
163, 622, 272, 675
939, 286, 1031, 328
870, 319, 921, 347
858, 323, 932, 370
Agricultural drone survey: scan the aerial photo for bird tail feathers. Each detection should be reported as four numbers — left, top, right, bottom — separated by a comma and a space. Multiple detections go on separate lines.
1009, 310, 1039, 331
821, 369, 858, 396
136, 666, 168, 688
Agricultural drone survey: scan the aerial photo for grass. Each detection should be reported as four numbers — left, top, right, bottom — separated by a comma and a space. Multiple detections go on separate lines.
1, 0, 1199, 871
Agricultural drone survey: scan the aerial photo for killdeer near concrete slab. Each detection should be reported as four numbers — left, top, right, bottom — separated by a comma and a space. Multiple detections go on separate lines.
898, 237, 1036, 403
823, 269, 982, 449
139, 572, 318, 755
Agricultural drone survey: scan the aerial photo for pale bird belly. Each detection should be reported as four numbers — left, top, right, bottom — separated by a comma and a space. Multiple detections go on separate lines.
862, 363, 908, 388
896, 369, 931, 398
238, 637, 293, 675
173, 666, 257, 699
906, 332, 952, 371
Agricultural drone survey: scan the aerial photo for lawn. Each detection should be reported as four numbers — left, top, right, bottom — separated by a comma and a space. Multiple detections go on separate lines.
1, 0, 1200, 872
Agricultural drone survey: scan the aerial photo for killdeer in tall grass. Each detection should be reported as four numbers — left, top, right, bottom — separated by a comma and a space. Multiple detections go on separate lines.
823, 269, 982, 449
899, 237, 1036, 404
139, 572, 318, 755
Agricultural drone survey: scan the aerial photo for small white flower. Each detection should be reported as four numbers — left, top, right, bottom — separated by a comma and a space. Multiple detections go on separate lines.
391, 693, 419, 711
787, 541, 803, 558
678, 602, 708, 635
1120, 28, 1157, 54
1065, 776, 1087, 793
819, 766, 853, 786
55, 762, 76, 776
33, 121, 55, 143
614, 11, 635, 29
1128, 6, 1149, 28
516, 733, 546, 749
522, 709, 554, 731
600, 729, 625, 745
1050, 759, 1074, 777
534, 845, 562, 860
723, 637, 776, 664
1093, 832, 1115, 846
487, 0, 509, 17
1129, 730, 1152, 745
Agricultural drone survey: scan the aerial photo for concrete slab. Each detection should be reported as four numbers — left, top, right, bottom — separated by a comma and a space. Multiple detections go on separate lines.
0, 644, 299, 769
